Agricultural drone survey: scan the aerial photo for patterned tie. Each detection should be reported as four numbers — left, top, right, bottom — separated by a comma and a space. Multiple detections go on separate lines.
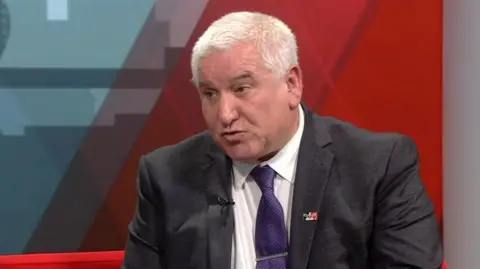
250, 165, 288, 269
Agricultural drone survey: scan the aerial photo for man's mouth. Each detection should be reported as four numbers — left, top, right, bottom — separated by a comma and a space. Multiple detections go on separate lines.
221, 131, 245, 140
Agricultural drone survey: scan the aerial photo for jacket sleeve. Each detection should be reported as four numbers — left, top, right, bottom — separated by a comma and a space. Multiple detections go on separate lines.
370, 136, 443, 269
123, 155, 166, 269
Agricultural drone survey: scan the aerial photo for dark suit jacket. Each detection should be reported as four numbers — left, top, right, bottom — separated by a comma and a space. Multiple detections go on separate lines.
123, 106, 443, 269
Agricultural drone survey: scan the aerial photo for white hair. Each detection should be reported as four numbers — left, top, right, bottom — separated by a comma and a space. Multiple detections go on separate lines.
190, 11, 299, 85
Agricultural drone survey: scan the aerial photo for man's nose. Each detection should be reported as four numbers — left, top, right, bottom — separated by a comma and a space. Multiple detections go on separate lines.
218, 94, 239, 127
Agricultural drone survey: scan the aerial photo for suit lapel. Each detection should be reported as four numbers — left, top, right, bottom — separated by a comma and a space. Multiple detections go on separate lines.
203, 143, 234, 269
288, 108, 334, 269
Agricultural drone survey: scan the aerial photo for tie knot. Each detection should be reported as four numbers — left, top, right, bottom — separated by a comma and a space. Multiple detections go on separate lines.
250, 165, 276, 192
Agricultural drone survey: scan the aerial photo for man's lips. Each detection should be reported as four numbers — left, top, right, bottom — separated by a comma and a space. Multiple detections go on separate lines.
221, 130, 244, 136
221, 131, 246, 140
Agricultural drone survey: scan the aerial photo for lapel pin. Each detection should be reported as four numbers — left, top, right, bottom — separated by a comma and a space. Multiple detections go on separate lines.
303, 212, 318, 221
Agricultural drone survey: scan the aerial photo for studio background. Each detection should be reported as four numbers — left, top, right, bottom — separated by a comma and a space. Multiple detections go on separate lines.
0, 0, 442, 259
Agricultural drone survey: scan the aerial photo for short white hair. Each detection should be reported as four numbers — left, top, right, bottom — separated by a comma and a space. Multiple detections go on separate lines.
190, 11, 299, 85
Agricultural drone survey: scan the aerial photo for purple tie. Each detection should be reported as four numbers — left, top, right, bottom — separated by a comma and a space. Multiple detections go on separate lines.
250, 165, 288, 269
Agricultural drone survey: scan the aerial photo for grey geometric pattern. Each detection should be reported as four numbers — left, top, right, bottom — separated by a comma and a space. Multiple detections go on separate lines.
0, 0, 210, 255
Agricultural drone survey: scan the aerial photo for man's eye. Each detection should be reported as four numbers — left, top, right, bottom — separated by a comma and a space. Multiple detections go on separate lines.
235, 86, 250, 93
202, 91, 217, 99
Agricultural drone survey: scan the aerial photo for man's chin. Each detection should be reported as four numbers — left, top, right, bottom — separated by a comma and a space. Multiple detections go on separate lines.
224, 147, 261, 164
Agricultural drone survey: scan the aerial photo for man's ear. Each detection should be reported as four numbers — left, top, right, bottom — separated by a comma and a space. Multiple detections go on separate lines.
286, 66, 303, 108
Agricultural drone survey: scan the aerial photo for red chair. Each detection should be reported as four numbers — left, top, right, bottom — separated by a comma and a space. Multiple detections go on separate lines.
0, 250, 124, 269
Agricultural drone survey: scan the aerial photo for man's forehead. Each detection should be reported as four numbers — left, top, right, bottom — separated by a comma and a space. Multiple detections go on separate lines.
230, 71, 255, 81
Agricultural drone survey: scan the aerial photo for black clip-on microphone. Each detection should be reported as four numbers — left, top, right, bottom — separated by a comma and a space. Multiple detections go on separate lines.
217, 196, 235, 207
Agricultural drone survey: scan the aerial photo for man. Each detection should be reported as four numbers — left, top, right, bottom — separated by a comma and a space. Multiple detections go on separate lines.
123, 11, 443, 269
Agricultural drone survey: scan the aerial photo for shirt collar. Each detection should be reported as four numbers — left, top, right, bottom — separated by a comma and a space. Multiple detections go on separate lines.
232, 105, 305, 189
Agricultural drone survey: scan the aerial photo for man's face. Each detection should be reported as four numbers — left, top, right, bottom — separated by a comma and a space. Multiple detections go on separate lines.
196, 42, 302, 163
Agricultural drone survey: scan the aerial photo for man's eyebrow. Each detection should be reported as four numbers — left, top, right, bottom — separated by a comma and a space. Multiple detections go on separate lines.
196, 73, 254, 88
229, 72, 254, 83
197, 81, 215, 89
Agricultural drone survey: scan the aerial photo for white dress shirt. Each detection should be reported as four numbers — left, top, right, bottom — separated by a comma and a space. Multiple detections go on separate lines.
231, 106, 305, 269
